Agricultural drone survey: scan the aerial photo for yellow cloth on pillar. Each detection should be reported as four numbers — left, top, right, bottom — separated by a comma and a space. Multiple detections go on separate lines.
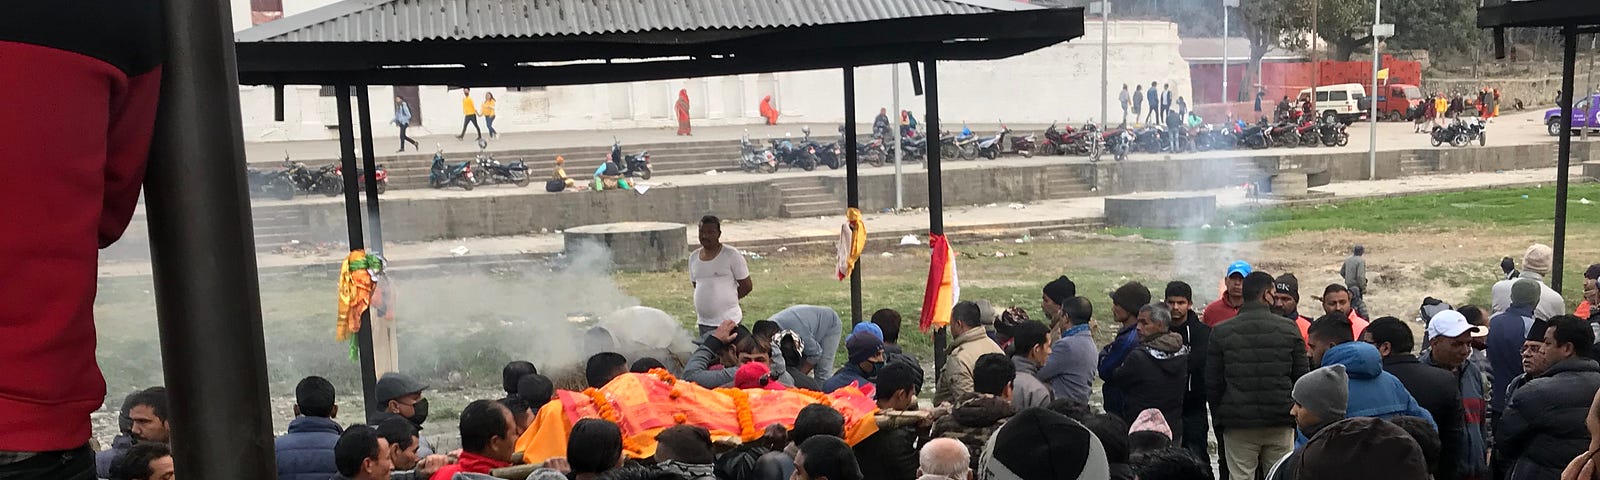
516, 370, 879, 465
836, 208, 867, 280
336, 250, 375, 341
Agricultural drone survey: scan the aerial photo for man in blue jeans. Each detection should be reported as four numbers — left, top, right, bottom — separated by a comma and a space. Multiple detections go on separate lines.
771, 305, 844, 382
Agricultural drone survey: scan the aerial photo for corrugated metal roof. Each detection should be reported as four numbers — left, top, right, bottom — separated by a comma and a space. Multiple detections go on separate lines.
238, 0, 1043, 43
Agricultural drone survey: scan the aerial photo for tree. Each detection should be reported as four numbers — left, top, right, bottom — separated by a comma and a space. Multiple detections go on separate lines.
1384, 0, 1481, 57
1235, 0, 1311, 101
1315, 0, 1376, 61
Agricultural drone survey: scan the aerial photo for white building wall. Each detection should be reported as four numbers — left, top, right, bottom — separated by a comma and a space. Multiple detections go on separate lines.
232, 1, 1191, 141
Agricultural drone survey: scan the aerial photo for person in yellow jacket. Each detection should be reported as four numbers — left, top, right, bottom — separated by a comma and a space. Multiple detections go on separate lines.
456, 87, 483, 140
483, 92, 498, 139
1433, 93, 1449, 129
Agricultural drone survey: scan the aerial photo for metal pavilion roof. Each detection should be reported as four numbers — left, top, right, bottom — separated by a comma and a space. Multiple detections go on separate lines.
1476, 0, 1600, 28
236, 0, 1041, 43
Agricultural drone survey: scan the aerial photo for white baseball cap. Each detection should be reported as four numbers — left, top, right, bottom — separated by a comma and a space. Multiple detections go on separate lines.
1427, 310, 1484, 339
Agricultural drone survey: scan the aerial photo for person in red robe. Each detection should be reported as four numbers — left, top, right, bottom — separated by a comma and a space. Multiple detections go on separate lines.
675, 89, 691, 136
759, 95, 779, 125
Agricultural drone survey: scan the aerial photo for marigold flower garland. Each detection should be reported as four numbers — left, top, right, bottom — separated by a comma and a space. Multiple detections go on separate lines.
714, 387, 759, 441
582, 387, 644, 453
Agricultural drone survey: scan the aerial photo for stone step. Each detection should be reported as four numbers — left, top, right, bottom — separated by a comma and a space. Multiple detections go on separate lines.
782, 185, 832, 197
785, 193, 840, 204
782, 202, 844, 218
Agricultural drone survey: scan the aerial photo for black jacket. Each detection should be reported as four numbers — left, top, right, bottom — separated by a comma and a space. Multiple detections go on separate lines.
1205, 302, 1309, 430
1382, 354, 1463, 480
1497, 357, 1600, 480
1170, 311, 1211, 408
1115, 332, 1189, 441
852, 425, 918, 480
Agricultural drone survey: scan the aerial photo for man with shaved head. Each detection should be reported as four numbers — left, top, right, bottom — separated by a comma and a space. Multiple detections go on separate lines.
917, 438, 970, 480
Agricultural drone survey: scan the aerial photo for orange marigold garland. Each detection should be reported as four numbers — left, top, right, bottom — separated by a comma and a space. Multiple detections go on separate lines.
583, 388, 644, 453
646, 368, 678, 385
789, 388, 833, 407
715, 388, 759, 441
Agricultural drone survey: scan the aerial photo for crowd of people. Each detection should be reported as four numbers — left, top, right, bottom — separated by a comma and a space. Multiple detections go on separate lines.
1118, 82, 1189, 127
79, 225, 1600, 480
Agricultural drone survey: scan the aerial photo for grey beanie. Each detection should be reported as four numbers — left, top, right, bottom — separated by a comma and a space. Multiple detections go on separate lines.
1511, 278, 1541, 307
1293, 365, 1349, 421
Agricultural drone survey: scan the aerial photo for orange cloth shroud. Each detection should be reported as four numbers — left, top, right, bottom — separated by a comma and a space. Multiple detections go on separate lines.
516, 370, 878, 464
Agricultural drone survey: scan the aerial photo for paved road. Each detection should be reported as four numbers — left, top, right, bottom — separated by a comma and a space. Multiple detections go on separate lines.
101, 166, 1583, 278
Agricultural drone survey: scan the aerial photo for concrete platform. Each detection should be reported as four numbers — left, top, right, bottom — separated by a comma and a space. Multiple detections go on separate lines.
563, 222, 688, 272
1105, 193, 1217, 228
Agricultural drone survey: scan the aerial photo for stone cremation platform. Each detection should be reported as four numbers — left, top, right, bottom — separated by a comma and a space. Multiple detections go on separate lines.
563, 222, 688, 272
1104, 193, 1217, 228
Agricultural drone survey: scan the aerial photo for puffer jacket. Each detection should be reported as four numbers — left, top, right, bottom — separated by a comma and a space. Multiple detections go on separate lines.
934, 327, 1003, 405
1298, 342, 1434, 447
274, 415, 343, 480
1115, 332, 1189, 441
1205, 302, 1309, 430
1496, 357, 1600, 480
931, 393, 1015, 470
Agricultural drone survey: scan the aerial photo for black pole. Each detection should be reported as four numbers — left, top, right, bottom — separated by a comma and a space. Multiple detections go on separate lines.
844, 67, 863, 326
354, 87, 383, 404
334, 85, 378, 412
273, 84, 285, 122
146, 0, 274, 476
925, 59, 947, 378
1557, 26, 1577, 293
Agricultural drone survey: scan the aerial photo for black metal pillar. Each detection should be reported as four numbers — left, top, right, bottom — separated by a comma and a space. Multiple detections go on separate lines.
925, 59, 947, 377
844, 67, 863, 326
273, 85, 285, 122
335, 85, 379, 412
356, 88, 386, 252
1557, 26, 1578, 292
146, 0, 274, 476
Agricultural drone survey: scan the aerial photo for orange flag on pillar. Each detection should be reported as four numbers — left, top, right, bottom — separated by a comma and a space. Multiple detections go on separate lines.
919, 234, 959, 332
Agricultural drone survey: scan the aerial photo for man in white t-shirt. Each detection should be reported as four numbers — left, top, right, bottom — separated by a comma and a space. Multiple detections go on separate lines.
690, 215, 753, 335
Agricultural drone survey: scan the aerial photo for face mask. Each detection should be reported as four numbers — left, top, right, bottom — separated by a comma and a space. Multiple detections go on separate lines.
407, 398, 429, 428
868, 361, 886, 377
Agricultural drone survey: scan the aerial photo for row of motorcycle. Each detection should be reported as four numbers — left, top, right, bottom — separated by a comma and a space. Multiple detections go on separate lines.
1427, 117, 1488, 148
735, 118, 1352, 173
430, 139, 654, 190
247, 155, 389, 200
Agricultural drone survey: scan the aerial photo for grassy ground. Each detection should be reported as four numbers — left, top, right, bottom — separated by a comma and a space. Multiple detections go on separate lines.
1107, 183, 1600, 243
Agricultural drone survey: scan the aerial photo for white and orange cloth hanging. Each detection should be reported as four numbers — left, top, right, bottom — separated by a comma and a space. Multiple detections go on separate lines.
836, 208, 866, 280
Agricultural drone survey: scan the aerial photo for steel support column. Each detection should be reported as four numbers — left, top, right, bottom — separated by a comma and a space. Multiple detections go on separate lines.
844, 67, 863, 326
146, 0, 274, 476
356, 88, 385, 251
1557, 26, 1578, 292
925, 59, 947, 377
334, 85, 379, 411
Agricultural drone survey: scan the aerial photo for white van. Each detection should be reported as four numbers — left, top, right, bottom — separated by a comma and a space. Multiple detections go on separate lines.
1297, 83, 1368, 124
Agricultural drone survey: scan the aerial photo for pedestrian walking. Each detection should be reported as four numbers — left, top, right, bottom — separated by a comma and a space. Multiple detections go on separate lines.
482, 92, 497, 139
1177, 96, 1188, 119
1255, 87, 1266, 113
455, 88, 482, 140
1120, 84, 1131, 125
1146, 81, 1160, 124
676, 89, 692, 136
1341, 245, 1369, 320
393, 96, 419, 152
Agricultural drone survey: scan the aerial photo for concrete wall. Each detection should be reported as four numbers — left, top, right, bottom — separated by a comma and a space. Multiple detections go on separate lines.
295, 181, 781, 243
233, 12, 1193, 141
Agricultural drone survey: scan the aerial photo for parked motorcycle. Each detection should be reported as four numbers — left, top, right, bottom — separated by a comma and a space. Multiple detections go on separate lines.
1294, 120, 1321, 147
472, 154, 530, 187
1318, 119, 1350, 147
283, 155, 343, 196
1132, 126, 1167, 153
1462, 118, 1486, 146
1268, 122, 1301, 148
897, 130, 928, 162
739, 132, 779, 173
1430, 118, 1485, 147
247, 164, 296, 200
334, 164, 390, 194
803, 126, 844, 169
1009, 127, 1036, 158
858, 135, 889, 167
770, 135, 820, 171
609, 141, 654, 179
975, 125, 1012, 160
1236, 121, 1272, 150
429, 149, 475, 190
1101, 124, 1134, 162
1065, 122, 1102, 159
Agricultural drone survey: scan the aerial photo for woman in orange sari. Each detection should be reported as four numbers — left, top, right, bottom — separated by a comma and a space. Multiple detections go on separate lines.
759, 95, 779, 125
675, 89, 691, 136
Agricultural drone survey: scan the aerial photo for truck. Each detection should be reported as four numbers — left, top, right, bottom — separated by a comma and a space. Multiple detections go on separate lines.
1546, 94, 1600, 136
1371, 84, 1424, 122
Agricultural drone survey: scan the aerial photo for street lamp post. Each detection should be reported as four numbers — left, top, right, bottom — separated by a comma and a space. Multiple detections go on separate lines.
1095, 0, 1109, 129
1370, 15, 1394, 180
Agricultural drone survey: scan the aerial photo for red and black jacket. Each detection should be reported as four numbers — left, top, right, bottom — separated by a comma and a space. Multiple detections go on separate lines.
0, 0, 163, 451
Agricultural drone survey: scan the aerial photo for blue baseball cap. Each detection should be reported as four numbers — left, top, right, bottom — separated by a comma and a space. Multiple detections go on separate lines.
1226, 261, 1253, 278
851, 322, 884, 341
